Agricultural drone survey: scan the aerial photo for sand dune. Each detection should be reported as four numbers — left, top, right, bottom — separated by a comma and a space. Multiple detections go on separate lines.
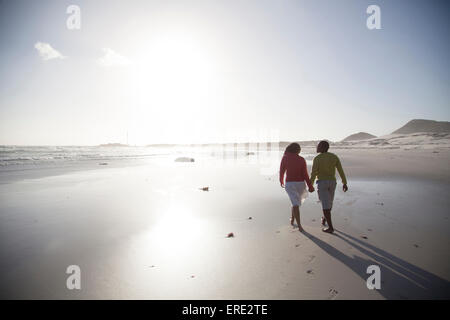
335, 132, 450, 150
392, 119, 450, 134
342, 132, 377, 142
283, 119, 450, 149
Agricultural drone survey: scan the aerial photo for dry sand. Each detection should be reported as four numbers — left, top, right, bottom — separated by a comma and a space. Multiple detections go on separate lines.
0, 146, 449, 299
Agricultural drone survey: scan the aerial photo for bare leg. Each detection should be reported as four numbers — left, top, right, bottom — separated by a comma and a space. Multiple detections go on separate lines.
322, 209, 334, 233
322, 205, 332, 226
291, 207, 295, 226
293, 206, 303, 232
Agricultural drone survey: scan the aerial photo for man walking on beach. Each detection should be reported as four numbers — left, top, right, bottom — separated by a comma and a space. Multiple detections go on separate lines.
310, 141, 348, 233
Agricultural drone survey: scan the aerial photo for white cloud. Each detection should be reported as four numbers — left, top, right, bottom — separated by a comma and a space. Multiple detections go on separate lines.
98, 48, 131, 67
34, 42, 65, 60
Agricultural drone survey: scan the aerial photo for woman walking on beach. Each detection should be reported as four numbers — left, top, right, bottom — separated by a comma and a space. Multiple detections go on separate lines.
280, 143, 315, 232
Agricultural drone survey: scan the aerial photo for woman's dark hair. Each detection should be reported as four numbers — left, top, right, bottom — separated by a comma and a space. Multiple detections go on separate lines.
318, 140, 330, 152
285, 142, 301, 154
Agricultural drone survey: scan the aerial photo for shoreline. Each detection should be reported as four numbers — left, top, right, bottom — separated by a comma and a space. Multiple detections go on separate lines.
1, 147, 449, 184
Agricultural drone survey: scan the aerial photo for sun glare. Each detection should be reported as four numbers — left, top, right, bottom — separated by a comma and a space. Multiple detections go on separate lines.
150, 204, 206, 254
125, 31, 218, 144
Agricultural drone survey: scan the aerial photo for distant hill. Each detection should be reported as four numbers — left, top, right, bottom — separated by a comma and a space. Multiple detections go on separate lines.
279, 140, 322, 148
99, 143, 129, 147
392, 119, 450, 134
342, 132, 376, 141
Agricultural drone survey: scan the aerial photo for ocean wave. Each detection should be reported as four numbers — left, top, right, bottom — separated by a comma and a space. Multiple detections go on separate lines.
0, 146, 168, 167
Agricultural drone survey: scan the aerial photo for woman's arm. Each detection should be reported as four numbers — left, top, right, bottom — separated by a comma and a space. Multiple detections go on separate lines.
279, 156, 286, 187
302, 158, 314, 191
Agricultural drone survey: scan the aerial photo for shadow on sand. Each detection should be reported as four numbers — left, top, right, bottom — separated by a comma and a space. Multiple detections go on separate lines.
301, 229, 450, 299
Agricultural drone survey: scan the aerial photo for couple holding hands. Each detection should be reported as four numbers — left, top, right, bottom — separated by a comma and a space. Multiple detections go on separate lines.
280, 141, 348, 234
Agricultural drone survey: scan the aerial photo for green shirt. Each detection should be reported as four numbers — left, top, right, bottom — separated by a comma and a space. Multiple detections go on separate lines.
310, 152, 347, 185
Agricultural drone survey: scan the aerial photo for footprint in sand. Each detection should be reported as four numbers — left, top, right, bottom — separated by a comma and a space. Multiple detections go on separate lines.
328, 288, 339, 300
361, 236, 368, 240
306, 269, 314, 275
308, 255, 316, 263
295, 244, 300, 248
345, 200, 357, 206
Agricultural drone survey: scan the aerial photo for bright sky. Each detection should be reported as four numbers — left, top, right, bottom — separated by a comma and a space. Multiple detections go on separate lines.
0, 0, 449, 145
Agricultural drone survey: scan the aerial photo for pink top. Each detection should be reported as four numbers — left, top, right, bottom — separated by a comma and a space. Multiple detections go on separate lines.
279, 152, 313, 189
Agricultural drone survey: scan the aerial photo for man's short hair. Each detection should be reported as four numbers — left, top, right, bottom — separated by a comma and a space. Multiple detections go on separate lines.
318, 140, 329, 152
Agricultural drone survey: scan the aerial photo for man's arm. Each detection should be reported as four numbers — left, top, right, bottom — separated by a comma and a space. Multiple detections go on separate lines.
310, 157, 318, 185
336, 156, 348, 185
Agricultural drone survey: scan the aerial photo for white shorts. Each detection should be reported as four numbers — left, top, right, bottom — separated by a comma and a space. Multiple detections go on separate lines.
285, 181, 308, 207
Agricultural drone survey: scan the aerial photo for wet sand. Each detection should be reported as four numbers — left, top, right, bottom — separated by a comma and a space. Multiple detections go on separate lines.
0, 148, 449, 299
